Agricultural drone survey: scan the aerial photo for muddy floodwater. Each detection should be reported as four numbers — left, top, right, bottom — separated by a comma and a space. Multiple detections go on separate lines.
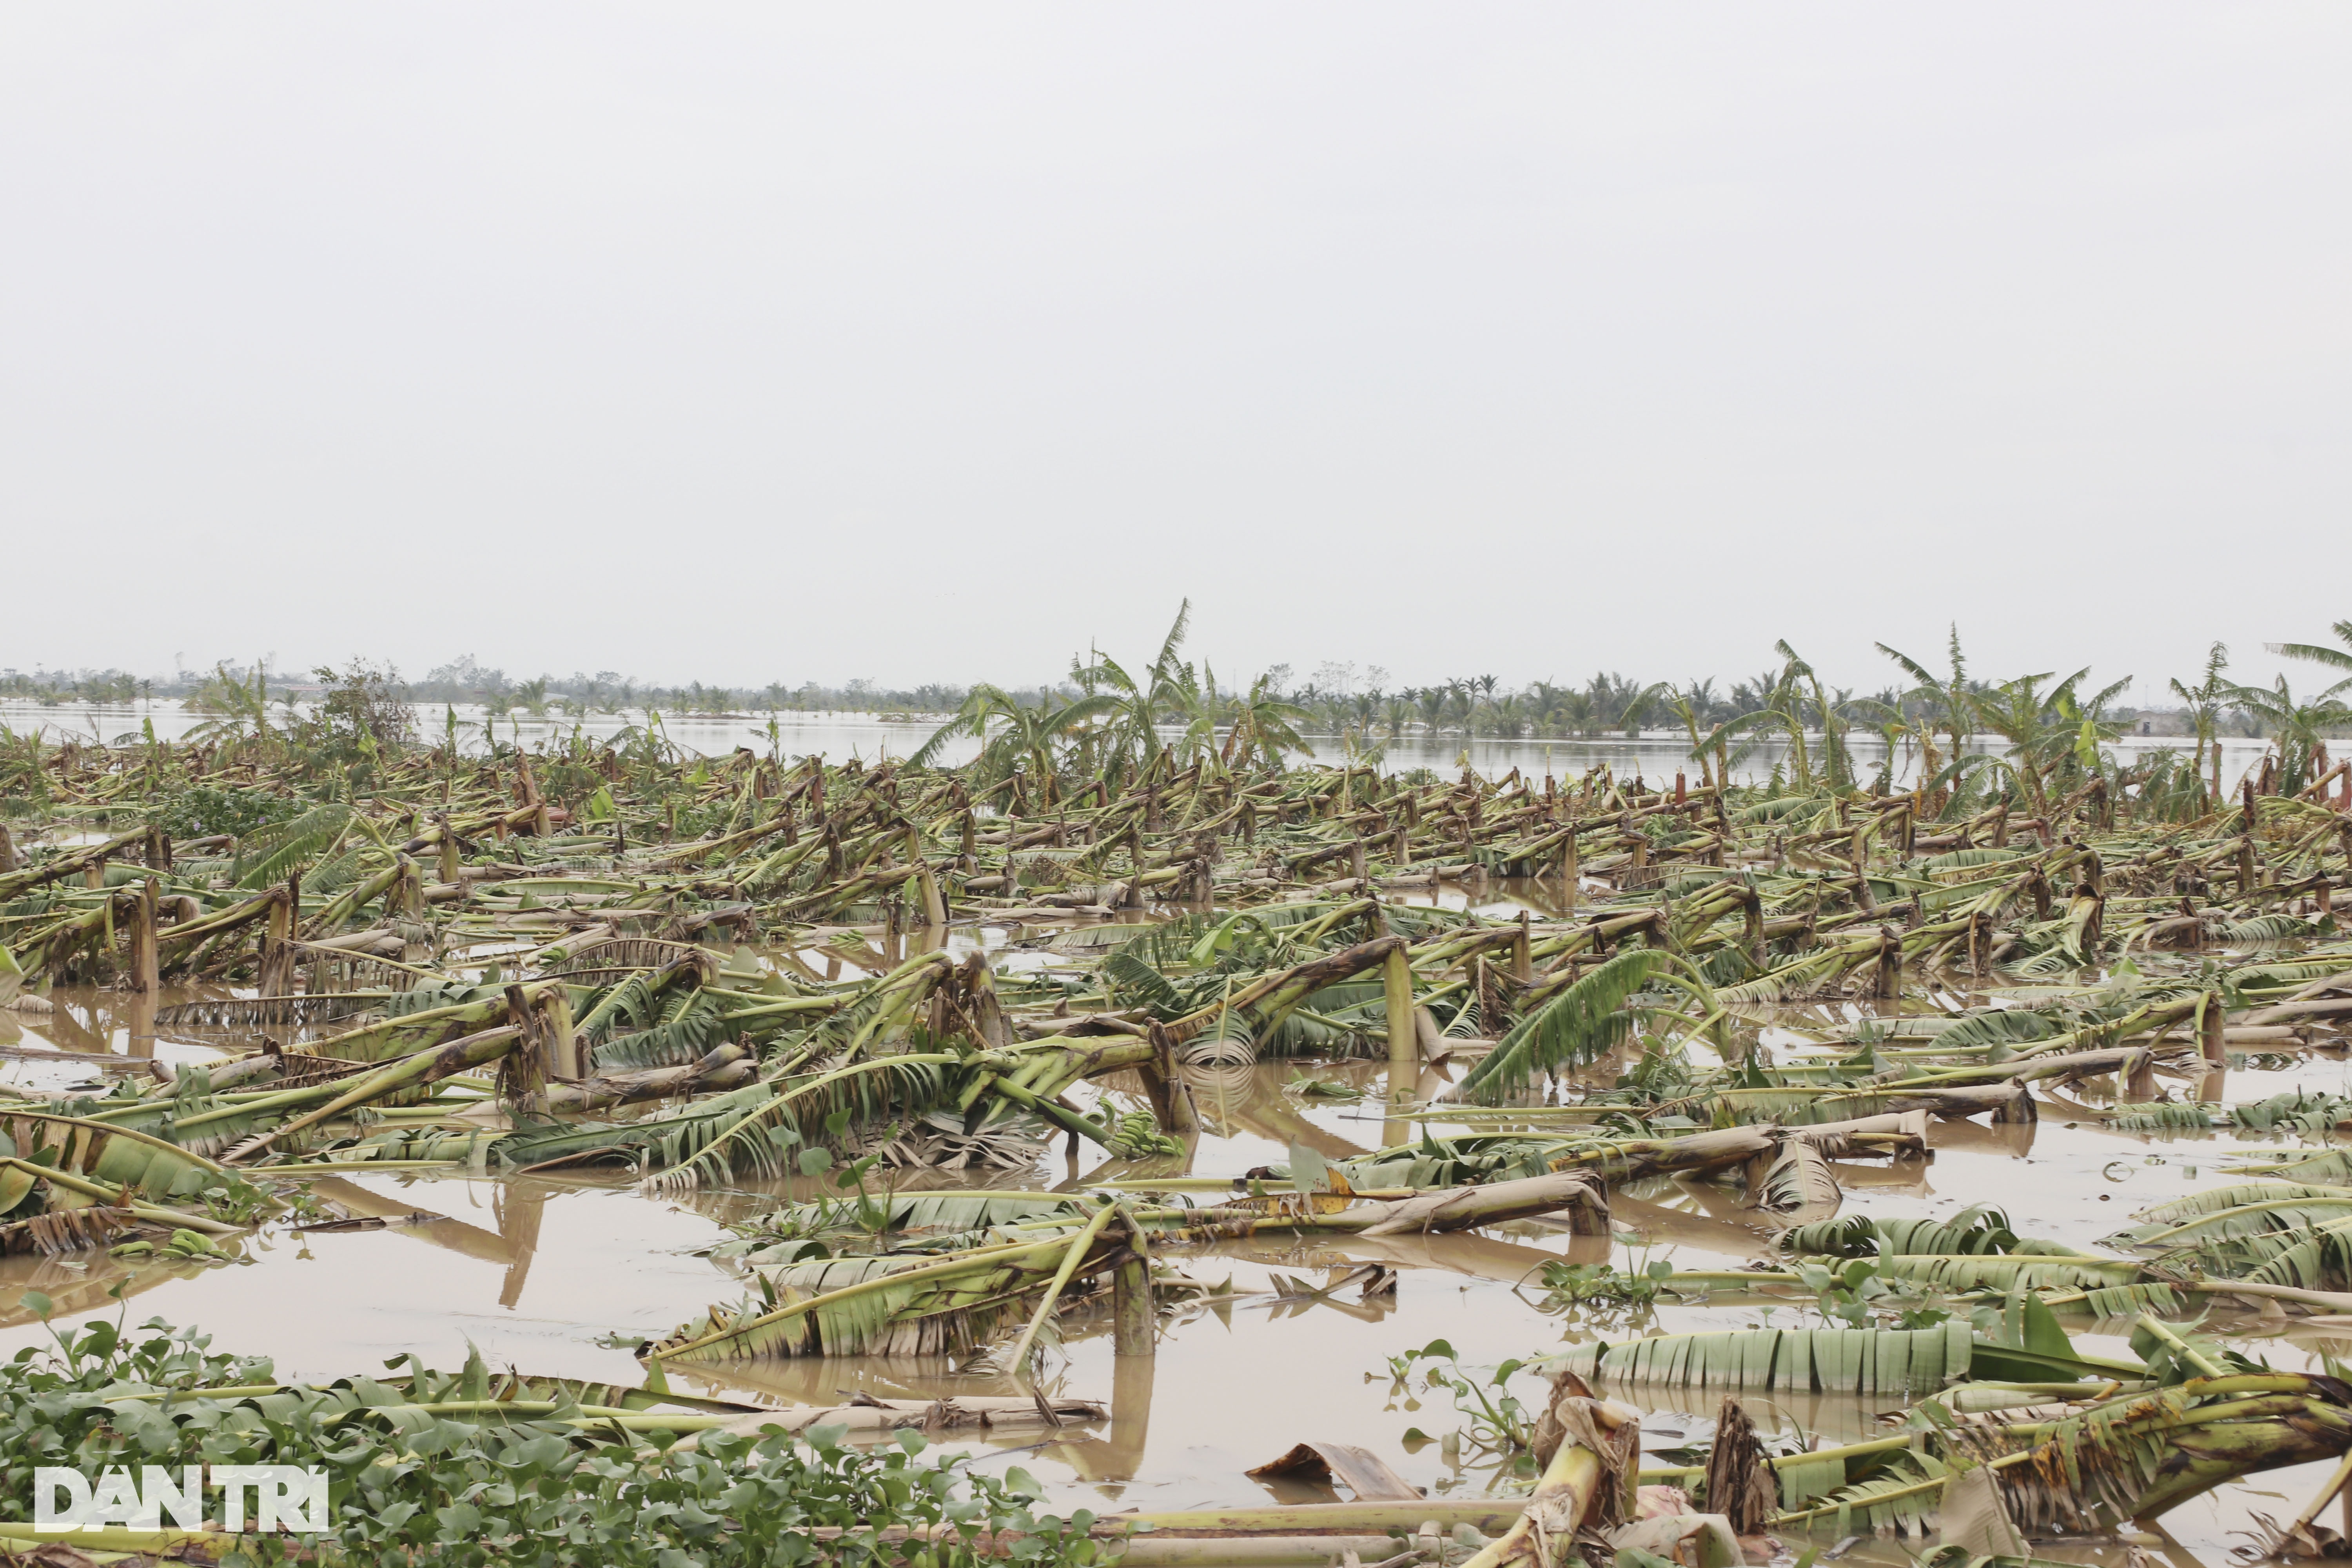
7, 928, 2351, 1567
6, 726, 2350, 1565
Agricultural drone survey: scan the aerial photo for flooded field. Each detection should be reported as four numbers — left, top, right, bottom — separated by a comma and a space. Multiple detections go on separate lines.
0, 697, 2278, 793
2, 705, 2350, 1565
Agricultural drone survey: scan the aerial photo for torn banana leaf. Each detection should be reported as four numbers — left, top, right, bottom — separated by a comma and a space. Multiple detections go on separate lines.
0, 1204, 146, 1256
308, 1125, 501, 1165
2124, 1212, 2352, 1290
1780, 1206, 2027, 1258
644, 1226, 1116, 1362
1871, 1254, 2147, 1293
742, 1189, 1092, 1240
494, 1082, 776, 1172
1991, 1374, 2352, 1526
1967, 1290, 2149, 1383
651, 1054, 961, 1189
1755, 1138, 1840, 1215
0, 1111, 225, 1203
1338, 1134, 1572, 1190
2108, 1193, 2352, 1247
1555, 1321, 1976, 1395
2131, 1181, 2352, 1223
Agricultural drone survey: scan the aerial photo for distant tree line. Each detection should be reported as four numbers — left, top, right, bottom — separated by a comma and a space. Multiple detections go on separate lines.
9, 619, 2352, 764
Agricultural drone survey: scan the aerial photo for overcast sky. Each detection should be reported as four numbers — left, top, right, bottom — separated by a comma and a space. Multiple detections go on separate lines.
3, 5, 2346, 701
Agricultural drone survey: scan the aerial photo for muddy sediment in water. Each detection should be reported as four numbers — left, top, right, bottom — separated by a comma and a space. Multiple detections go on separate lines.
2, 699, 2350, 1563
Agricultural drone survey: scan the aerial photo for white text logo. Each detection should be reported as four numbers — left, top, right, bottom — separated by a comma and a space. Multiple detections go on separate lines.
33, 1465, 330, 1533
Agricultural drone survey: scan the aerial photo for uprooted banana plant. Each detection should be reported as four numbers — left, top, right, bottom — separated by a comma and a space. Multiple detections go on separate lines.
11, 649, 2352, 1552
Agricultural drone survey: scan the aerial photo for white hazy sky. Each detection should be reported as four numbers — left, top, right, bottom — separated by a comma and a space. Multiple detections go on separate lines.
3, 5, 2347, 701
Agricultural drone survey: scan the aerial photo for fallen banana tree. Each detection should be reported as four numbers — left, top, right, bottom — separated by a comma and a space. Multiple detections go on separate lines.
14, 636, 2352, 1567
643, 1200, 1155, 1363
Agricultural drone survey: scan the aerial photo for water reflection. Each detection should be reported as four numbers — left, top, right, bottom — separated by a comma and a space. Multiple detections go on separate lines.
0, 862, 2343, 1561
0, 1063, 2320, 1565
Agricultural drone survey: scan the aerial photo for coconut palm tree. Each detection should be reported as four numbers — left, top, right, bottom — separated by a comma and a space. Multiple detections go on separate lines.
1615, 681, 1669, 742
1416, 686, 1446, 737
1482, 693, 1531, 740
1526, 681, 1571, 736
1441, 682, 1475, 736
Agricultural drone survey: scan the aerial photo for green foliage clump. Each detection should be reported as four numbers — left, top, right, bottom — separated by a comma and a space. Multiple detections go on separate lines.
1535, 1259, 1675, 1319
1793, 1257, 1951, 1331
0, 1301, 1118, 1567
146, 784, 300, 841
1374, 1339, 1547, 1465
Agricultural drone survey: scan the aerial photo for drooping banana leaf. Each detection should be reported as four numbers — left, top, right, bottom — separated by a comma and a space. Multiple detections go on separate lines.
2109, 1196, 2352, 1248
2127, 1210, 2352, 1282
1967, 1289, 2146, 1383
653, 1054, 958, 1189
1780, 1205, 2022, 1259
2081, 1281, 2186, 1318
152, 993, 389, 1032
1554, 1320, 1975, 1394
2108, 1103, 2218, 1131
496, 1082, 775, 1172
644, 1228, 1098, 1362
2238, 1224, 2352, 1292
1455, 949, 1665, 1103
1936, 1008, 2065, 1052
231, 803, 354, 889
312, 1125, 499, 1166
593, 991, 729, 1071
1872, 1254, 2145, 1293
2236, 1149, 2352, 1186
2131, 1183, 2352, 1225
2230, 1089, 2352, 1133
1338, 1132, 1572, 1191
575, 970, 663, 1043
747, 1190, 1089, 1238
1756, 1138, 1840, 1215
1771, 1448, 1853, 1514
1788, 1451, 1952, 1535
1715, 944, 1861, 1007
2213, 913, 2317, 943
0, 1111, 225, 1202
